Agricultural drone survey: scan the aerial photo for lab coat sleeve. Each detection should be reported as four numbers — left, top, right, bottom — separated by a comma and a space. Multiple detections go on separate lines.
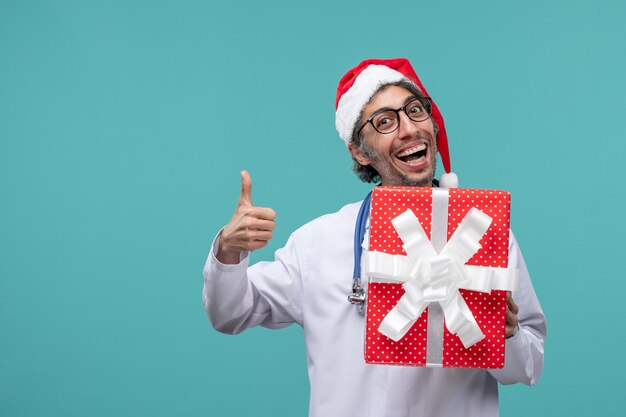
202, 229, 305, 335
488, 231, 547, 385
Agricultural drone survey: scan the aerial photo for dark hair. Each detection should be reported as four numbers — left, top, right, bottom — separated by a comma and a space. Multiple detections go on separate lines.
349, 80, 438, 183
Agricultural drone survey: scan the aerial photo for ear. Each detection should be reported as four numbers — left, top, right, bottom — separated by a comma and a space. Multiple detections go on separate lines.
348, 143, 372, 166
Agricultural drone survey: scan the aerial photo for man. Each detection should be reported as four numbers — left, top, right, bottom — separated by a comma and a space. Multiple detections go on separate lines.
203, 58, 546, 417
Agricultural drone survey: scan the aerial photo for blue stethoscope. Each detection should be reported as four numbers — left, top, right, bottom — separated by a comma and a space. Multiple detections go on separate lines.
348, 182, 439, 311
347, 191, 372, 312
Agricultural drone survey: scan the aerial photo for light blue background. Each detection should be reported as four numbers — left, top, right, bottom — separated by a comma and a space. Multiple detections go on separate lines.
1, 0, 624, 416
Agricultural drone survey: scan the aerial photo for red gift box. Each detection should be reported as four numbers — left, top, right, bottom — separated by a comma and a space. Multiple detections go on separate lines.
364, 186, 516, 369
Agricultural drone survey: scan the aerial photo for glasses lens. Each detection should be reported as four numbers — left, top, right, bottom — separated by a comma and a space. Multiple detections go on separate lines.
371, 110, 399, 134
405, 99, 431, 122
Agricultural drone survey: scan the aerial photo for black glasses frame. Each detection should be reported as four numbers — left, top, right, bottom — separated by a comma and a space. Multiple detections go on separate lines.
356, 97, 433, 137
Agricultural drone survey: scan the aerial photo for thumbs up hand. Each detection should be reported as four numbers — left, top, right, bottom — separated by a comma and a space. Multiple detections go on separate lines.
216, 170, 277, 264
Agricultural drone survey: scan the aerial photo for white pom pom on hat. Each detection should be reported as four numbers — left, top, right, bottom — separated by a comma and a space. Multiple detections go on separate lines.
439, 172, 459, 189
335, 58, 458, 188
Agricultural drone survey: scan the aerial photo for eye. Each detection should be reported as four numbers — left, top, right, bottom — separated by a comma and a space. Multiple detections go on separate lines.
373, 111, 396, 131
408, 102, 424, 114
376, 117, 392, 127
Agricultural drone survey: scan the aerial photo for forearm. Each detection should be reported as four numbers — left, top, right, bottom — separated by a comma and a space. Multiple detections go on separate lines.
489, 320, 545, 385
202, 230, 304, 334
489, 232, 547, 385
202, 233, 268, 334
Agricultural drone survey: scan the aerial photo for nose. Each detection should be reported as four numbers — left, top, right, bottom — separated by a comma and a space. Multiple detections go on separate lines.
396, 111, 421, 139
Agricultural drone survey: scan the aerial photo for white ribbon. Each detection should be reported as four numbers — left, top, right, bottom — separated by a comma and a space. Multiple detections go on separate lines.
366, 208, 519, 349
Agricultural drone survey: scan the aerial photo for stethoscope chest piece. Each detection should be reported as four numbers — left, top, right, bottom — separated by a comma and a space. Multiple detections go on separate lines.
348, 277, 366, 313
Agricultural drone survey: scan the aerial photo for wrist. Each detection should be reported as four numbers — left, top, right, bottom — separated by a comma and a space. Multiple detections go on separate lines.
216, 232, 242, 264
506, 322, 520, 339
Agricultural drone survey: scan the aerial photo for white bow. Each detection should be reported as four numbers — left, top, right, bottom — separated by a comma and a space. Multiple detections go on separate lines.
365, 208, 518, 348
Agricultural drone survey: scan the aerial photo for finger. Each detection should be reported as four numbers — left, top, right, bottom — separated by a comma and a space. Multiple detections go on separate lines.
507, 295, 519, 315
239, 170, 253, 206
238, 215, 275, 230
506, 308, 519, 327
233, 226, 273, 243
248, 240, 269, 251
246, 218, 276, 232
250, 230, 273, 241
245, 206, 277, 221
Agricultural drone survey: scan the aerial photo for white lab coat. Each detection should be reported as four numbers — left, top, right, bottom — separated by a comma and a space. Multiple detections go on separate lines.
203, 200, 546, 417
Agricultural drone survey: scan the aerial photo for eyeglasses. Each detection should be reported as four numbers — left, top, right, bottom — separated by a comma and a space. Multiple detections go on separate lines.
357, 97, 432, 136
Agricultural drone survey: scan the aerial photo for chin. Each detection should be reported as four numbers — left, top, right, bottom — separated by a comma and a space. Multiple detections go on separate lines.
382, 170, 435, 187
401, 175, 434, 187
396, 165, 436, 187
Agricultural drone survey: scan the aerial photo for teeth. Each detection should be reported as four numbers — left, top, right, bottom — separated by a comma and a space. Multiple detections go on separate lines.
396, 144, 426, 157
405, 156, 425, 165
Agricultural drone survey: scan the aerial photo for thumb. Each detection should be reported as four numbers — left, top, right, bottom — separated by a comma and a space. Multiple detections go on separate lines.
239, 170, 253, 206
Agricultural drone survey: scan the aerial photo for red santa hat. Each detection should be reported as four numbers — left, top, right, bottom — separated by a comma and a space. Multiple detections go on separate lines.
335, 58, 458, 188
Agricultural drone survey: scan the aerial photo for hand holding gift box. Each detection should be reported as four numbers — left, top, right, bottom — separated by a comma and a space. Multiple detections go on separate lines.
365, 186, 519, 369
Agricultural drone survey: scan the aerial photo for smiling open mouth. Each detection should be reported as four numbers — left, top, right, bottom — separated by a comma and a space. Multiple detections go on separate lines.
396, 144, 427, 165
